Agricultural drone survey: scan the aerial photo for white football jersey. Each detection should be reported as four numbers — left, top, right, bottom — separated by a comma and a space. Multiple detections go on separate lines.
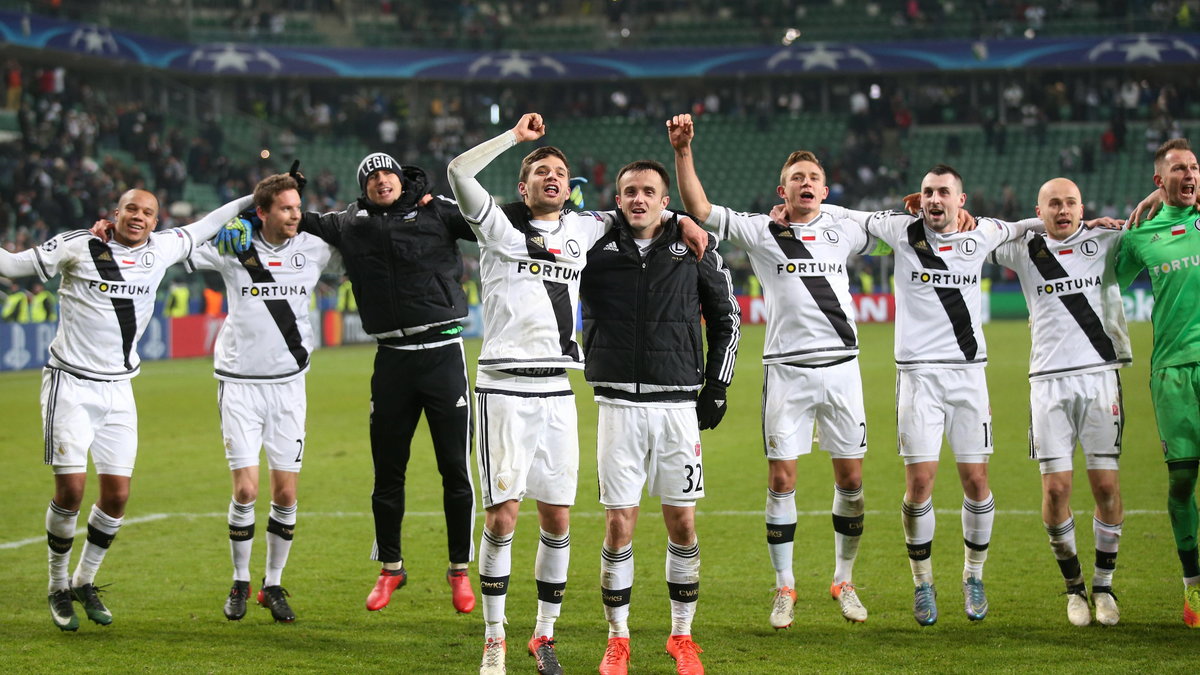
464, 200, 610, 372
706, 205, 874, 365
187, 231, 340, 383
865, 212, 1032, 369
30, 228, 195, 380
991, 227, 1131, 380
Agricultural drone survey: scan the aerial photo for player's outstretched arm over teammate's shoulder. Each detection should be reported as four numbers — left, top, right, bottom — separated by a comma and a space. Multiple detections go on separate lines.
1083, 216, 1126, 230
184, 194, 255, 248
677, 214, 708, 260
0, 244, 40, 278
667, 113, 714, 224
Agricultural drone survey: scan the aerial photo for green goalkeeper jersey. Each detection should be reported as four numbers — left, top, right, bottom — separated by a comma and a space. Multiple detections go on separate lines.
1114, 204, 1200, 371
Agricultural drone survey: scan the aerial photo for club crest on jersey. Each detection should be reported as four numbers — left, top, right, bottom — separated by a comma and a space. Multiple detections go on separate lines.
1080, 240, 1099, 257
823, 229, 840, 244
291, 253, 306, 269
139, 251, 156, 268
669, 241, 688, 256
1194, 216, 1200, 232
958, 239, 977, 256
565, 239, 581, 257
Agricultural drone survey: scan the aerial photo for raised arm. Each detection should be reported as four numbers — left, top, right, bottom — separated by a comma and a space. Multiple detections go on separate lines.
448, 113, 547, 237
668, 113, 713, 225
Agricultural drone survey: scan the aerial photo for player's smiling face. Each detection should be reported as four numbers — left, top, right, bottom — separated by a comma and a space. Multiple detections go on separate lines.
519, 156, 570, 216
1155, 149, 1199, 208
920, 172, 966, 233
777, 160, 828, 221
616, 169, 670, 237
258, 188, 302, 245
112, 189, 159, 247
1036, 178, 1083, 241
366, 169, 403, 207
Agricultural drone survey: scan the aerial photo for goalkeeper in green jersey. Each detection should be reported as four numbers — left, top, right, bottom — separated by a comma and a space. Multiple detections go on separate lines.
1113, 138, 1200, 627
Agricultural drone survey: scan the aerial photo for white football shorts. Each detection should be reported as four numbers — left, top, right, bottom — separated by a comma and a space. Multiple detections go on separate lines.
763, 359, 868, 460
896, 367, 993, 464
597, 401, 704, 509
1029, 369, 1123, 474
475, 389, 579, 508
41, 368, 137, 476
218, 379, 307, 472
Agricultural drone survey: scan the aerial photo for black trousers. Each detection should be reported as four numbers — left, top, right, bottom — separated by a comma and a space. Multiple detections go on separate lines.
369, 342, 474, 564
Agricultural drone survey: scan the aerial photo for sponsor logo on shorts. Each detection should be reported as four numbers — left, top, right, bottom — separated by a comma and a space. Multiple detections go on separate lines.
1162, 441, 1169, 455
694, 442, 701, 457
1111, 403, 1119, 416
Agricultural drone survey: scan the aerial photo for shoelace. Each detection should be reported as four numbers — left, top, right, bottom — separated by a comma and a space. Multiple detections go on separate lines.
965, 582, 986, 608
51, 589, 75, 612
602, 643, 630, 664
772, 589, 793, 611
79, 583, 110, 604
482, 641, 505, 666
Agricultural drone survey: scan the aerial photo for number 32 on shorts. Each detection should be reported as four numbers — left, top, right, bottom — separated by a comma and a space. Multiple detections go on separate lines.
683, 463, 704, 493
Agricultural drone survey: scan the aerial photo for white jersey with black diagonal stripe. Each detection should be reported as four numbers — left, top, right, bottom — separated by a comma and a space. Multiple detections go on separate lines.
705, 205, 874, 365
464, 201, 609, 372
865, 212, 1031, 369
186, 231, 340, 383
29, 228, 194, 380
990, 227, 1130, 381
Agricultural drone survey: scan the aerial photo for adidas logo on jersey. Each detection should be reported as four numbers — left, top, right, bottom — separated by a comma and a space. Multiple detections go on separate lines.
531, 235, 545, 248
603, 241, 619, 252
455, 396, 467, 408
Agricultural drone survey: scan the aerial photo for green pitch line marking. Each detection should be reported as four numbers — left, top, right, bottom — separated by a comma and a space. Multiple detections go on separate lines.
0, 508, 1168, 551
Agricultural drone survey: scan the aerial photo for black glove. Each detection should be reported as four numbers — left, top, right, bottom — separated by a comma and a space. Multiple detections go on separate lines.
289, 159, 307, 197
696, 381, 728, 431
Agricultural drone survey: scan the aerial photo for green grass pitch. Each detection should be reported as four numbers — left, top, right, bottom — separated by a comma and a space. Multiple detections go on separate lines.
0, 321, 1193, 673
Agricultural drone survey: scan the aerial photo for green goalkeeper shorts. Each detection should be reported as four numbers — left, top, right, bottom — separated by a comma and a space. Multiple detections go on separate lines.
1150, 363, 1200, 463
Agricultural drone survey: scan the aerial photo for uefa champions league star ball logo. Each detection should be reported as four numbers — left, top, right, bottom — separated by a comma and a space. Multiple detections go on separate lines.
187, 44, 283, 73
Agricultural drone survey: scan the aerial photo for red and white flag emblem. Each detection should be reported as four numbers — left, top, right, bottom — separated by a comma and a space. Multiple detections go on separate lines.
801, 234, 816, 241
1172, 224, 1187, 236
1058, 248, 1073, 255
938, 245, 953, 252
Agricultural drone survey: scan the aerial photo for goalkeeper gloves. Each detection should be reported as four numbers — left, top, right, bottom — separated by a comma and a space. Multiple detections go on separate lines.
213, 213, 255, 255
567, 176, 588, 210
